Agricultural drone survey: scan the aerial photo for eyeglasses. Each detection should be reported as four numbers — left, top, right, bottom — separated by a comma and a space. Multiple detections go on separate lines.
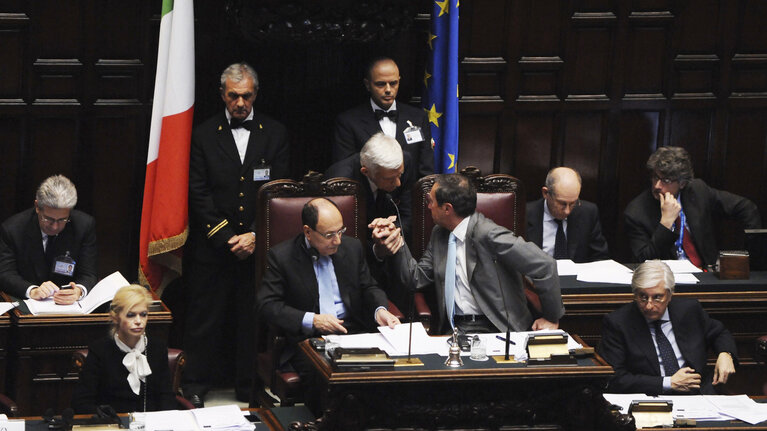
634, 293, 667, 304
313, 226, 346, 239
38, 213, 70, 225
651, 174, 678, 185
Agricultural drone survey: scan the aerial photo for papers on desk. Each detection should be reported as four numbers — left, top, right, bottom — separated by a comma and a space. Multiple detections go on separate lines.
24, 271, 130, 315
144, 404, 255, 431
0, 414, 24, 431
604, 393, 767, 425
327, 325, 582, 361
558, 258, 701, 284
0, 301, 19, 315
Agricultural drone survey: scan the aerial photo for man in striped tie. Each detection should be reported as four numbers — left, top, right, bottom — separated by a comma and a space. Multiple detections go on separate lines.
599, 260, 737, 394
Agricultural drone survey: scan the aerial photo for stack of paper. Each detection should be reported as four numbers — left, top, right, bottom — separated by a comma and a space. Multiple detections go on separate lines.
25, 271, 130, 315
604, 393, 767, 425
144, 405, 255, 431
0, 302, 18, 315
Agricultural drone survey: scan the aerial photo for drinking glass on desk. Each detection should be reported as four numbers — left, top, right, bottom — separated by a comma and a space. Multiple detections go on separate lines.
470, 335, 488, 361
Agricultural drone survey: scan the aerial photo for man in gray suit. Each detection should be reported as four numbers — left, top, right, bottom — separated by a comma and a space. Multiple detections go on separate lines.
371, 174, 564, 334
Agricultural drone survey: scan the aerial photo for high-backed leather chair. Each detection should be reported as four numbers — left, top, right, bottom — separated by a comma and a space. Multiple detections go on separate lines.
251, 172, 407, 408
72, 348, 194, 410
411, 167, 542, 329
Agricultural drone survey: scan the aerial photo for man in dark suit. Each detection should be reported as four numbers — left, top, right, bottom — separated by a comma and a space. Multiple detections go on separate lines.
183, 62, 290, 405
599, 260, 737, 395
372, 174, 563, 334
256, 198, 399, 411
0, 175, 96, 305
332, 57, 433, 177
327, 132, 414, 310
624, 146, 761, 268
526, 167, 609, 262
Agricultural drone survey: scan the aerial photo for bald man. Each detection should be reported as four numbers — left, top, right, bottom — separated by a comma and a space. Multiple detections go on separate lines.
526, 167, 609, 262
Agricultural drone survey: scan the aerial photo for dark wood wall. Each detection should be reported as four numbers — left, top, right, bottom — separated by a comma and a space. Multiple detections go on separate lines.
1, 0, 766, 281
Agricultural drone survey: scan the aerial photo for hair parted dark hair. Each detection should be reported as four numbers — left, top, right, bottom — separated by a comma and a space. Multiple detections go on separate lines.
433, 174, 476, 218
646, 146, 694, 185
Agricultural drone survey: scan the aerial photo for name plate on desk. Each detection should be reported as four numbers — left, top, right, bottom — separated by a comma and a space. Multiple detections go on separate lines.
527, 334, 577, 366
331, 347, 395, 372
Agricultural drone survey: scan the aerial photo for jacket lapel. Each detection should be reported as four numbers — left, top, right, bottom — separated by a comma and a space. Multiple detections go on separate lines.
25, 212, 48, 282
292, 237, 320, 312
215, 113, 242, 165
465, 213, 479, 283
241, 115, 265, 171
331, 242, 353, 311
630, 304, 662, 374
527, 199, 544, 245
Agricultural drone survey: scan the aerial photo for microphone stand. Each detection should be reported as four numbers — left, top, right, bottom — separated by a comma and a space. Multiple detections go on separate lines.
386, 193, 422, 367
494, 256, 515, 362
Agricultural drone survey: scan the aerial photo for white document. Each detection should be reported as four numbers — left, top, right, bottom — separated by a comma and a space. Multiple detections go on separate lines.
0, 301, 19, 315
706, 394, 767, 425
378, 322, 436, 355
191, 404, 255, 430
603, 393, 767, 423
144, 409, 199, 431
324, 332, 398, 356
556, 259, 578, 276
0, 416, 24, 431
673, 273, 700, 284
660, 259, 703, 273
574, 259, 634, 284
24, 271, 130, 315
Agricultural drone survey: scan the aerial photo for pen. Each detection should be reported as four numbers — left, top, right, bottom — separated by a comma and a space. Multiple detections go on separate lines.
496, 335, 516, 345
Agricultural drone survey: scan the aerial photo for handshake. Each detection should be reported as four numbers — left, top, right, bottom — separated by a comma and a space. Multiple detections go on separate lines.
369, 216, 405, 258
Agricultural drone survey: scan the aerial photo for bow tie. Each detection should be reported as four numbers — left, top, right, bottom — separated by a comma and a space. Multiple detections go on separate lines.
230, 119, 253, 131
374, 109, 398, 122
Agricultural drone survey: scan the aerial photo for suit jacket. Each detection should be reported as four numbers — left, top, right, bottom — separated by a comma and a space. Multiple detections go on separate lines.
256, 234, 389, 340
325, 152, 414, 243
389, 212, 564, 334
71, 336, 176, 414
0, 208, 97, 299
187, 110, 289, 263
624, 179, 761, 266
526, 198, 610, 263
332, 102, 434, 177
599, 297, 738, 395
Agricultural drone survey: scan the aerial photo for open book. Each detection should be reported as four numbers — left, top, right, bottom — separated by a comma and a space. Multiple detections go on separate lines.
24, 271, 130, 315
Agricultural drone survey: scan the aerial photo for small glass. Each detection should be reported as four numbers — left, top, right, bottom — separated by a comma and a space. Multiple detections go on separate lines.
129, 412, 145, 430
470, 335, 488, 361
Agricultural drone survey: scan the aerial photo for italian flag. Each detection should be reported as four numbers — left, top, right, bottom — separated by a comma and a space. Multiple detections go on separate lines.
139, 0, 195, 292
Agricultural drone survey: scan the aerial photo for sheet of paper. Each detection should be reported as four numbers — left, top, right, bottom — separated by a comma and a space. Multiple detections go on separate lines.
556, 259, 577, 276
660, 259, 703, 273
24, 271, 130, 315
603, 393, 762, 423
574, 259, 634, 284
378, 322, 436, 355
0, 302, 19, 315
673, 273, 700, 284
324, 333, 399, 356
706, 394, 767, 425
144, 409, 198, 431
191, 404, 255, 430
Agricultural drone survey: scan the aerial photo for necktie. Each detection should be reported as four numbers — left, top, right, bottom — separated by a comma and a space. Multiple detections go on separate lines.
230, 119, 252, 131
316, 256, 337, 316
45, 234, 57, 266
553, 219, 568, 259
653, 320, 680, 376
374, 109, 398, 122
444, 233, 457, 329
674, 217, 702, 268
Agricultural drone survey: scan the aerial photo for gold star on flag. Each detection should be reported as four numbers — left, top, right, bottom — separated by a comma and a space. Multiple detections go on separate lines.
424, 70, 432, 87
427, 32, 437, 50
436, 0, 449, 17
447, 153, 455, 170
426, 104, 443, 127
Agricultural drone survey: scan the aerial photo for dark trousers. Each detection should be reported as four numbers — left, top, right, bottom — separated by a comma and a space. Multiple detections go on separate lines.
182, 254, 254, 400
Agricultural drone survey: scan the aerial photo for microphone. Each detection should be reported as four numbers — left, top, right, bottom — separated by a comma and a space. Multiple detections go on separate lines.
493, 255, 513, 360
308, 246, 320, 262
385, 193, 414, 360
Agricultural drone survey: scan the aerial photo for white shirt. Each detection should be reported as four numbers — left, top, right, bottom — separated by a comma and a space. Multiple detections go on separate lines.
450, 217, 481, 315
224, 109, 253, 164
370, 99, 397, 138
25, 230, 88, 299
542, 200, 567, 257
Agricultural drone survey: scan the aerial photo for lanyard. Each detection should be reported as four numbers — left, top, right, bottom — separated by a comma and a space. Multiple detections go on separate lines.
674, 197, 688, 260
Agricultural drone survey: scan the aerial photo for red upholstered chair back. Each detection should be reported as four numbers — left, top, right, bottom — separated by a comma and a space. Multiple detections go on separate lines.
255, 173, 365, 287
412, 167, 526, 260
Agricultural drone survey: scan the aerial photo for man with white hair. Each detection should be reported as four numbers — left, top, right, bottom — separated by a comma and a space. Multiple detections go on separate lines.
326, 132, 414, 309
0, 174, 96, 305
599, 260, 737, 395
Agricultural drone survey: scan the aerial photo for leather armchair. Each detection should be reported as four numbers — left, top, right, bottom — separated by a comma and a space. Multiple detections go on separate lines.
72, 348, 193, 410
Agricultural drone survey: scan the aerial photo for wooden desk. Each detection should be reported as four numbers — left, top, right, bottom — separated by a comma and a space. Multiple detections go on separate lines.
298, 336, 632, 431
559, 272, 767, 396
2, 293, 172, 416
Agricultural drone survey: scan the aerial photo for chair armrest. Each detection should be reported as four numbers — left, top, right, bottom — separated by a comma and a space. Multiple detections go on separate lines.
414, 292, 432, 333
387, 300, 405, 320
0, 393, 18, 417
756, 335, 767, 363
176, 395, 196, 410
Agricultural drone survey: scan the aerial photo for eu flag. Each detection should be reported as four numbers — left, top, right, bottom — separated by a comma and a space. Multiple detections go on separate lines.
423, 0, 459, 173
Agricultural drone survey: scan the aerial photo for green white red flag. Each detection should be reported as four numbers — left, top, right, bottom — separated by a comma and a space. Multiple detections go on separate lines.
139, 0, 195, 292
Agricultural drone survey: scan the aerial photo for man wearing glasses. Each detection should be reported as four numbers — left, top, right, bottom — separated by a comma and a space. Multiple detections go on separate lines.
599, 260, 737, 394
256, 198, 399, 412
526, 167, 609, 262
0, 175, 96, 305
624, 146, 760, 268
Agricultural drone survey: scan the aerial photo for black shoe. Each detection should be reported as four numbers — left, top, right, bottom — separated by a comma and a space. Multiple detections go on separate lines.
187, 394, 204, 409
